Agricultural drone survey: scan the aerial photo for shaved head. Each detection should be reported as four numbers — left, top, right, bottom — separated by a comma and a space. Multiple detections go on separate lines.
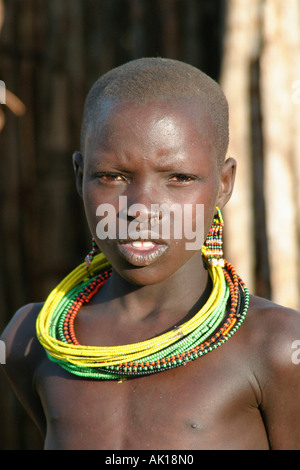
81, 58, 229, 166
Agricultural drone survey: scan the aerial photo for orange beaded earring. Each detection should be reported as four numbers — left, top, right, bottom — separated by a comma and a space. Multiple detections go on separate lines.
204, 207, 224, 267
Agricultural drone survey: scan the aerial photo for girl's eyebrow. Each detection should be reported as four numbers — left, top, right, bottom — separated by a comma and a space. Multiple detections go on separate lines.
89, 147, 183, 165
87, 143, 200, 174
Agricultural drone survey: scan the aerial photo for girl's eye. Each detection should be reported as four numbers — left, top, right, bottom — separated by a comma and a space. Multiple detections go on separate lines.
168, 174, 196, 183
97, 173, 127, 183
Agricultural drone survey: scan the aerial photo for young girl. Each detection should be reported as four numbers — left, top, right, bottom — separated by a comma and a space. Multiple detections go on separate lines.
2, 58, 300, 450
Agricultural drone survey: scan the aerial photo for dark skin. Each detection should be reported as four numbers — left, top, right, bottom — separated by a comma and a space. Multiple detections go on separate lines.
2, 99, 300, 450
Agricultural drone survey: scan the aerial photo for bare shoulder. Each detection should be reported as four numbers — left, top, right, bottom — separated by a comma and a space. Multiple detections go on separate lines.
1, 302, 45, 367
245, 295, 300, 360
247, 294, 300, 345
0, 303, 46, 436
245, 296, 300, 449
243, 294, 300, 387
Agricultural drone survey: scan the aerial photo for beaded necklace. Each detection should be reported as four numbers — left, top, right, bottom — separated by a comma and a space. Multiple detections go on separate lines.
36, 249, 249, 380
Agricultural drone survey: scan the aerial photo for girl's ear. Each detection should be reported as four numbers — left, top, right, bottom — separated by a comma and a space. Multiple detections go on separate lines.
216, 157, 237, 209
72, 151, 84, 198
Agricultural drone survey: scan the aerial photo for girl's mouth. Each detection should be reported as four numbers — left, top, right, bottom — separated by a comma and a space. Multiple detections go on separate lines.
117, 240, 168, 266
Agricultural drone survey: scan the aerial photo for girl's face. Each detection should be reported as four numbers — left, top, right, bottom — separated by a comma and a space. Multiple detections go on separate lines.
77, 99, 234, 286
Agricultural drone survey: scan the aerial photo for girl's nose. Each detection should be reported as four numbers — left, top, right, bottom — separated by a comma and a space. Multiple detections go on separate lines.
124, 180, 164, 228
126, 179, 158, 217
127, 201, 161, 223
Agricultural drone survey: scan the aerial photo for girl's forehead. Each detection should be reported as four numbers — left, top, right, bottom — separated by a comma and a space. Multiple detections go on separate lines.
89, 98, 215, 149
85, 99, 217, 173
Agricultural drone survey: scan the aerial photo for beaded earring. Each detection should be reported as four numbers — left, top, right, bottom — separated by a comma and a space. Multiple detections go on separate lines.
204, 207, 224, 267
85, 238, 99, 268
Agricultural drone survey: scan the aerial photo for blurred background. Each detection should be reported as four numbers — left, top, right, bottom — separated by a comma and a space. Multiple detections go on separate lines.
0, 0, 299, 450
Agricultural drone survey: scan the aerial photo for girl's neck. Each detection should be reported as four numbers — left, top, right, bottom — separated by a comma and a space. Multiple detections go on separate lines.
95, 251, 210, 323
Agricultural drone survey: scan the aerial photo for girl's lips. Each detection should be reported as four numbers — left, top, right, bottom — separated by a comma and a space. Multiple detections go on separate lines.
127, 240, 157, 250
117, 240, 168, 266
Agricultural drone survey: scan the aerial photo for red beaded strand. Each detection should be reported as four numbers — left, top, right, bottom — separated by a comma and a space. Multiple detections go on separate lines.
63, 270, 112, 345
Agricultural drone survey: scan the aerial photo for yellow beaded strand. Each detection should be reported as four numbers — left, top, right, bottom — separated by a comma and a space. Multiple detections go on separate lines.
36, 247, 226, 368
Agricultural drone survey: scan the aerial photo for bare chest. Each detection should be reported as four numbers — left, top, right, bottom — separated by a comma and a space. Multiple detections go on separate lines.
35, 351, 269, 450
